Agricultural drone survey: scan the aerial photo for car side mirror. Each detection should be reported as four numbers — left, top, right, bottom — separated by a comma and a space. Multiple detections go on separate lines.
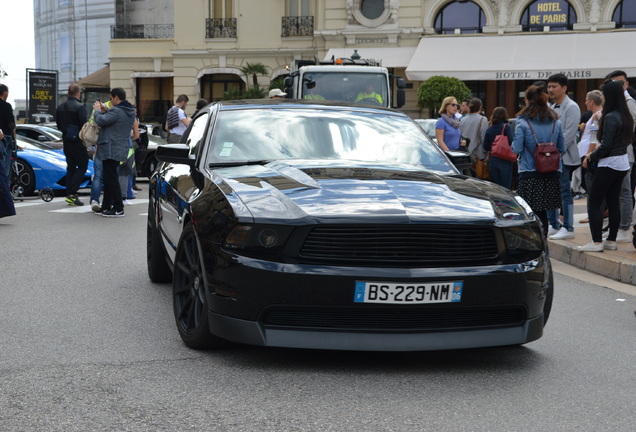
155, 144, 196, 167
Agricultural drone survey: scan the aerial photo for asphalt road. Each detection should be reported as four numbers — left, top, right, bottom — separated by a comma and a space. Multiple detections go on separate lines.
1, 186, 635, 431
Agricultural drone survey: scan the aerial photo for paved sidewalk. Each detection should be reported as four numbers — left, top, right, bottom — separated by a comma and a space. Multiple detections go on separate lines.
547, 197, 636, 285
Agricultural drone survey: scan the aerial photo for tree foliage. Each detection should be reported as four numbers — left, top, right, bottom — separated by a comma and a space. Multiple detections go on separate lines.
269, 76, 286, 91
417, 76, 472, 117
240, 62, 268, 88
222, 86, 265, 100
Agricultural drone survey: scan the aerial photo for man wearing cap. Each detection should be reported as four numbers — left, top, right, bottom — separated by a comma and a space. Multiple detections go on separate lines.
269, 89, 287, 99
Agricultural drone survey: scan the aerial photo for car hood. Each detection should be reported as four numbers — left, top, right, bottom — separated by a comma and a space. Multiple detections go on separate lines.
209, 160, 525, 224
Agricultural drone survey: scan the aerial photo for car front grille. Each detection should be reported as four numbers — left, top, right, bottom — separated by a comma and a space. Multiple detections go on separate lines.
298, 226, 499, 267
262, 306, 526, 331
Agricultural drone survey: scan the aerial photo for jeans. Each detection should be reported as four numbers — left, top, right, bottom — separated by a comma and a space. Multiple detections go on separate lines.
102, 159, 123, 212
619, 167, 633, 230
487, 157, 513, 189
90, 152, 103, 204
588, 167, 627, 242
547, 165, 575, 232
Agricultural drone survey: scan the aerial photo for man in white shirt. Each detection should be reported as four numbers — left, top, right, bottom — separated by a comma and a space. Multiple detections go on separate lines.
166, 94, 191, 143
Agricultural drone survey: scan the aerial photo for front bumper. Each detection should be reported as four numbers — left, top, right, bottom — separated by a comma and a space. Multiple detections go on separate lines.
204, 251, 551, 351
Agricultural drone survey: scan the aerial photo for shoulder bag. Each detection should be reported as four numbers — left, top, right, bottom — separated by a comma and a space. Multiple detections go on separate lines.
471, 119, 489, 179
79, 120, 99, 146
490, 124, 517, 162
527, 119, 559, 173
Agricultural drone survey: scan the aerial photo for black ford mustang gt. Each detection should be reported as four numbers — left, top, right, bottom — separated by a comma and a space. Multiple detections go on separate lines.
148, 99, 553, 351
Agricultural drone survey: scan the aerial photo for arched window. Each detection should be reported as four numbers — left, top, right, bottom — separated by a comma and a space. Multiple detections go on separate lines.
521, 0, 576, 32
613, 0, 636, 29
434, 1, 485, 34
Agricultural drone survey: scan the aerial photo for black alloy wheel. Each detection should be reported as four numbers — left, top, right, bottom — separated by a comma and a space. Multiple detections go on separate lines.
173, 223, 225, 349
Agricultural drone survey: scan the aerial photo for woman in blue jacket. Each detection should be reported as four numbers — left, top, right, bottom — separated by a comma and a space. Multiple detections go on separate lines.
512, 84, 566, 237
579, 80, 634, 252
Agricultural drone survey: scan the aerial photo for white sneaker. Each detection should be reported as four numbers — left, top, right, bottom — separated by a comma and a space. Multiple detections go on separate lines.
576, 241, 604, 252
90, 200, 100, 212
547, 226, 560, 237
549, 227, 575, 240
616, 229, 631, 243
603, 240, 618, 250
122, 199, 132, 206
602, 229, 631, 242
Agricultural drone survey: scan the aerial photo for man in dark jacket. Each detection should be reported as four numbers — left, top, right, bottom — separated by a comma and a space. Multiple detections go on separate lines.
56, 83, 88, 205
0, 84, 16, 181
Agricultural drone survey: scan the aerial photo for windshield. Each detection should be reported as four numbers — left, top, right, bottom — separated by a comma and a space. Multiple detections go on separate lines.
38, 126, 63, 139
207, 108, 456, 174
16, 135, 58, 150
302, 72, 388, 106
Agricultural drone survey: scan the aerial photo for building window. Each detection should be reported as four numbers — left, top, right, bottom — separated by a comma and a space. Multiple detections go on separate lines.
209, 0, 233, 18
521, 0, 576, 32
434, 1, 486, 34
361, 0, 384, 20
60, 34, 72, 70
136, 77, 173, 124
200, 73, 244, 102
346, 0, 398, 27
613, 0, 636, 29
207, 0, 236, 38
283, 0, 313, 37
288, 0, 311, 16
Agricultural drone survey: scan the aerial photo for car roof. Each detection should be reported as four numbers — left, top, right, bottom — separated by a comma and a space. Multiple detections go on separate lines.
211, 98, 400, 114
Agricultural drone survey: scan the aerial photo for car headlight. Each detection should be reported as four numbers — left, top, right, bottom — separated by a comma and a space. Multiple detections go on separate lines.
224, 224, 292, 252
503, 224, 544, 263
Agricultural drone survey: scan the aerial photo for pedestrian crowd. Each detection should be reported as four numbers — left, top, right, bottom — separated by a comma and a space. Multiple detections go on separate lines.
433, 70, 636, 253
0, 86, 205, 219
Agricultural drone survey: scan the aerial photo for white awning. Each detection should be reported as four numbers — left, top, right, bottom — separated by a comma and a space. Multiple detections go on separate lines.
406, 31, 636, 81
324, 47, 416, 68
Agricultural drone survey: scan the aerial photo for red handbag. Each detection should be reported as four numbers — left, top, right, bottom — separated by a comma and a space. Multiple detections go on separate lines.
527, 120, 560, 173
490, 124, 516, 162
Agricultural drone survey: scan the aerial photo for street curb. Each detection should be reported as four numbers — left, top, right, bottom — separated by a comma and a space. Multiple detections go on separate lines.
548, 239, 636, 285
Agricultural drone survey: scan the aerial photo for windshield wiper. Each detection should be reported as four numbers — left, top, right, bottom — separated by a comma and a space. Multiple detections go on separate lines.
209, 159, 272, 168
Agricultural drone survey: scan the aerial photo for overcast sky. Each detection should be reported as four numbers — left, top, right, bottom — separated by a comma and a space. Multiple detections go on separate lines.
1, 1, 36, 106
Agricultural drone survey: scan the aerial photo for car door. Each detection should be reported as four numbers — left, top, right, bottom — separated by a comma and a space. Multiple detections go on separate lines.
157, 111, 211, 258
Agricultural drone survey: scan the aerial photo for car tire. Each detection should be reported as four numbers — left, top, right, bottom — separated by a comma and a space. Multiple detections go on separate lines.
173, 223, 226, 350
13, 158, 36, 196
543, 271, 554, 326
147, 209, 172, 283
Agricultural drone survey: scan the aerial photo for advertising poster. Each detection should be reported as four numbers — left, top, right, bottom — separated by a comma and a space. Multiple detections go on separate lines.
27, 69, 57, 124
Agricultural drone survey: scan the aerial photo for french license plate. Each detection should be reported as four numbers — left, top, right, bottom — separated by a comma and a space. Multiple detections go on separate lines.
354, 281, 463, 304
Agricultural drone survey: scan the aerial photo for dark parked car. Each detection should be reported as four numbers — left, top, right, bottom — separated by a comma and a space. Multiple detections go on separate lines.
148, 100, 553, 351
15, 124, 63, 150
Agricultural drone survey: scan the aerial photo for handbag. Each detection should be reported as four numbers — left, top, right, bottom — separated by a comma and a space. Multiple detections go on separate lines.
79, 121, 99, 146
472, 158, 490, 179
471, 119, 490, 179
527, 119, 559, 173
490, 124, 517, 162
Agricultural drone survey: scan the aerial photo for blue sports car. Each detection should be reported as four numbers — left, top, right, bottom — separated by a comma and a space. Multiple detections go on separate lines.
12, 135, 94, 196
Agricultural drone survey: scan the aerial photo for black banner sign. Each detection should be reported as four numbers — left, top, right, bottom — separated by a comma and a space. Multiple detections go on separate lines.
27, 69, 57, 124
